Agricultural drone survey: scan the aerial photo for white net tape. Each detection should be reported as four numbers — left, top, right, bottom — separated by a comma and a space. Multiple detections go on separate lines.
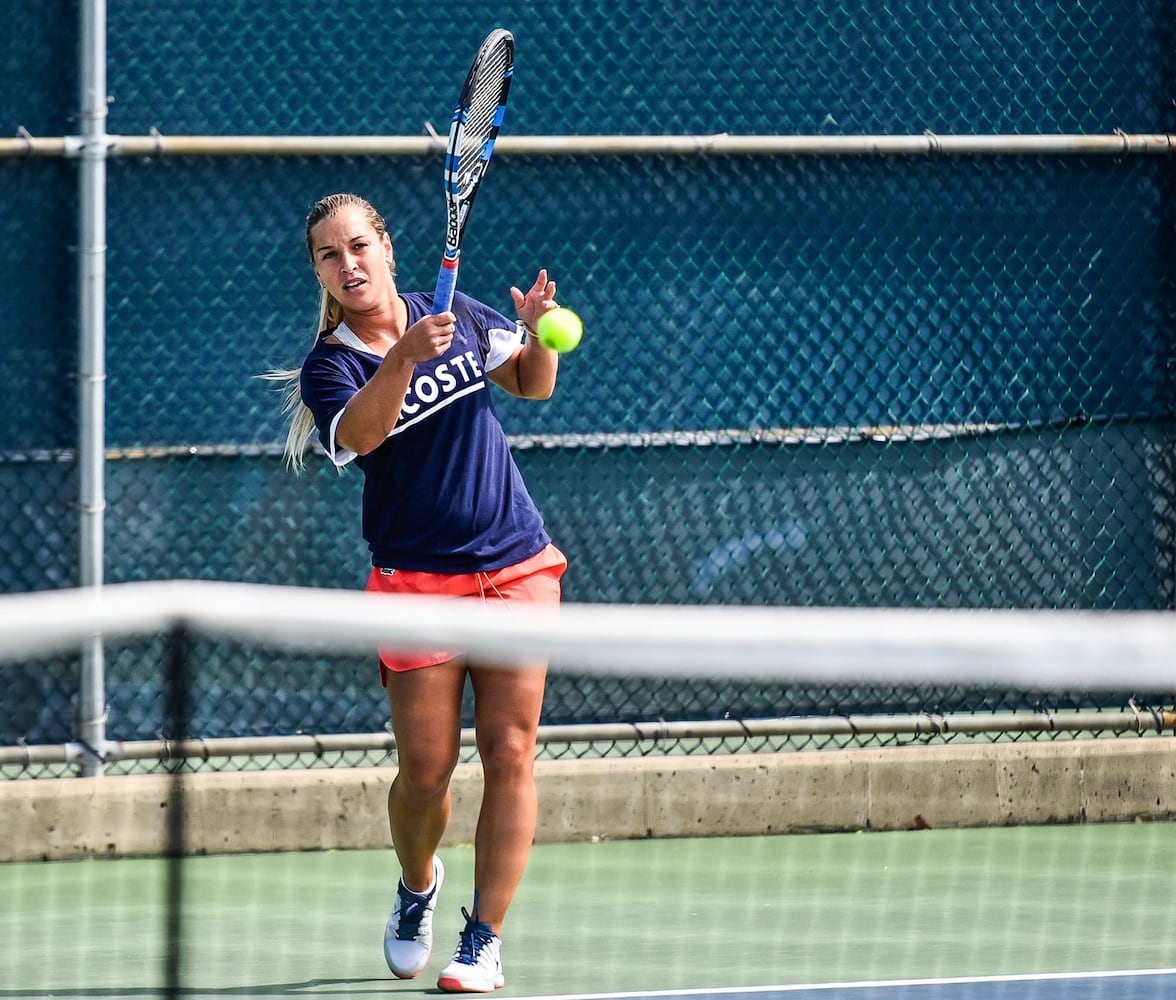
0, 580, 1173, 691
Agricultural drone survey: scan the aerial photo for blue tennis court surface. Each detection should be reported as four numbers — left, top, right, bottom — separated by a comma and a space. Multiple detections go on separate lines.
532, 970, 1176, 1000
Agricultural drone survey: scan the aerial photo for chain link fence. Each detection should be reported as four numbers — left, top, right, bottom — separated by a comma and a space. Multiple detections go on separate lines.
1, 1, 1173, 771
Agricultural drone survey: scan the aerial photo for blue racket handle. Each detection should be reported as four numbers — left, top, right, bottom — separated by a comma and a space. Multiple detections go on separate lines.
433, 253, 460, 314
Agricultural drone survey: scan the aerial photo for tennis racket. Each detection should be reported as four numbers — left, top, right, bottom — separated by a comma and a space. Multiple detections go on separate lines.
432, 28, 515, 314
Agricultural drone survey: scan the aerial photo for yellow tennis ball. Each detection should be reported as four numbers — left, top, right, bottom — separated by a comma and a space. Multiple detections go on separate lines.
536, 308, 583, 353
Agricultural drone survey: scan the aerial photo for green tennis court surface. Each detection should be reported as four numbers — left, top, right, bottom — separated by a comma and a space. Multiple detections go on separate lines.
3, 823, 1173, 999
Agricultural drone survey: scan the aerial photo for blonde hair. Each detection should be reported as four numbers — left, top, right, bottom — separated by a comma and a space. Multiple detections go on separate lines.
259, 193, 394, 472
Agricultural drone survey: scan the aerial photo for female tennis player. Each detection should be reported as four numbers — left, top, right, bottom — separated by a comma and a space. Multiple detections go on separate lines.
270, 192, 567, 992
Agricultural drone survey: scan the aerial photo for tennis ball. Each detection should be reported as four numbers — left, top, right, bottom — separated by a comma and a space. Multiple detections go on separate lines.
536, 308, 583, 353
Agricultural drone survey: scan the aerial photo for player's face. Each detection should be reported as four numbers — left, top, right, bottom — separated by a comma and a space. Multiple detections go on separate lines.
310, 207, 394, 310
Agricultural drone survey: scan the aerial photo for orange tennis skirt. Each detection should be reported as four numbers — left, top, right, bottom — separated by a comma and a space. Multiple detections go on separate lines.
365, 543, 567, 680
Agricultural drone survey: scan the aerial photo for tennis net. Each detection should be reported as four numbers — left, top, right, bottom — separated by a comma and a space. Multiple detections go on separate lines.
0, 580, 1174, 999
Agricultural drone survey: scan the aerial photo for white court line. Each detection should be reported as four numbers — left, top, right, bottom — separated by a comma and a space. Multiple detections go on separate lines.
512, 968, 1176, 1000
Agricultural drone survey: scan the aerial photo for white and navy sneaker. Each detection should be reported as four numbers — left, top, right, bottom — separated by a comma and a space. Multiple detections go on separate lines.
383, 856, 445, 979
436, 907, 505, 993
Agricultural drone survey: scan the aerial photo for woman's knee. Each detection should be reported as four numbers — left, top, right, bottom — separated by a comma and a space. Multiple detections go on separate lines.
477, 726, 537, 783
392, 752, 458, 802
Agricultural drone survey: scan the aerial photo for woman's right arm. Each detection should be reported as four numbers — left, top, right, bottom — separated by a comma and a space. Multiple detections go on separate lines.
334, 312, 456, 455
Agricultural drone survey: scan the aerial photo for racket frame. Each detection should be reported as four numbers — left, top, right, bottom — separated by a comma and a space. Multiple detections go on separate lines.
432, 28, 515, 314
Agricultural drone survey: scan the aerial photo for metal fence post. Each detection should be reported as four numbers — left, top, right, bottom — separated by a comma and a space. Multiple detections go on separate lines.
77, 0, 108, 778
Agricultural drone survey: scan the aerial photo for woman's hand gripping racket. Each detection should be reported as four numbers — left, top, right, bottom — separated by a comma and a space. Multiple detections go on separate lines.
432, 28, 515, 314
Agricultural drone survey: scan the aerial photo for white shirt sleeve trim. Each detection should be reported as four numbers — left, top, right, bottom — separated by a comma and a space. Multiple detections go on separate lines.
327, 408, 358, 467
486, 322, 525, 371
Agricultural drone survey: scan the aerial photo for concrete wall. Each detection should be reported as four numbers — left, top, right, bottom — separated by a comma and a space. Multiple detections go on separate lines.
2, 739, 1173, 863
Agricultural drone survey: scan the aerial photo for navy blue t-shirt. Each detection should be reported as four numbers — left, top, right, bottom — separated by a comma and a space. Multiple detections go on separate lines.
299, 291, 551, 574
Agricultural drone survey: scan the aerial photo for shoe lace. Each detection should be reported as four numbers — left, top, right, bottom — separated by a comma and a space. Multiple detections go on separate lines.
454, 907, 496, 964
395, 883, 429, 941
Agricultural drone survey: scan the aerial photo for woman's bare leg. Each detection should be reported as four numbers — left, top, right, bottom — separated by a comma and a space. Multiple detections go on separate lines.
384, 659, 466, 891
466, 661, 547, 934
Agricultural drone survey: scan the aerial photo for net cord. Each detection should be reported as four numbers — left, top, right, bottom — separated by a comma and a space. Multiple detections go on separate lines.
0, 580, 1172, 692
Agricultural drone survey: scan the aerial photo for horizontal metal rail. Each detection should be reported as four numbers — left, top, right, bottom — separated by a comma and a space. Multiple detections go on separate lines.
3, 710, 1172, 768
1, 130, 1173, 160
2, 410, 1168, 465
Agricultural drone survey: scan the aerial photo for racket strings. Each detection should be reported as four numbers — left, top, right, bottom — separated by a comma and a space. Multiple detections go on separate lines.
453, 48, 511, 189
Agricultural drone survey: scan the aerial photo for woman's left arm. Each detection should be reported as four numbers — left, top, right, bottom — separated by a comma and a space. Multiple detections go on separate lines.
490, 269, 561, 399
